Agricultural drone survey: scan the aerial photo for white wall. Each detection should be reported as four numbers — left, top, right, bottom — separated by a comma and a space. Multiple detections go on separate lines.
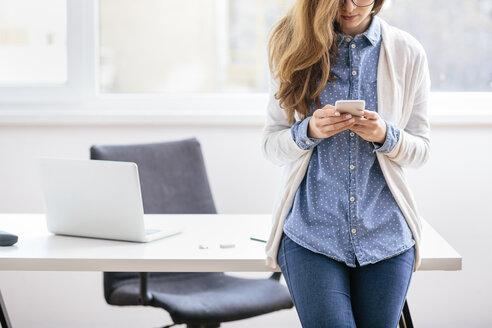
0, 119, 490, 327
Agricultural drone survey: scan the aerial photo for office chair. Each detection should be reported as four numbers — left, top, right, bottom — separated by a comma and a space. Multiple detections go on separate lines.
90, 138, 293, 328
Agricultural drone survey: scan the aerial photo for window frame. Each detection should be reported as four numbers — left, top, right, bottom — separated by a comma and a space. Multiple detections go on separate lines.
0, 0, 490, 126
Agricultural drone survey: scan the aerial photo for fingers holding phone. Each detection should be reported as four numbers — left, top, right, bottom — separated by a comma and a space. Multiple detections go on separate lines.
350, 109, 388, 143
308, 104, 356, 139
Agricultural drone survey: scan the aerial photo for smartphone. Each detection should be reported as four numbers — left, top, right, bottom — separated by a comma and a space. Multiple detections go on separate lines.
335, 100, 365, 116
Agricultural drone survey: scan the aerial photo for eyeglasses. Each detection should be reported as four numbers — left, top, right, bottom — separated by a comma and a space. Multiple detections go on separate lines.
339, 0, 375, 7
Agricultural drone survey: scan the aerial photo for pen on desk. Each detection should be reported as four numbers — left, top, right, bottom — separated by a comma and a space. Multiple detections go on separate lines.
250, 237, 267, 243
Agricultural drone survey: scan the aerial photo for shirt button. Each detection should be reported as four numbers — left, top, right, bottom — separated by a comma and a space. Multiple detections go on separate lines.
351, 44, 356, 49
351, 228, 357, 234
350, 164, 355, 170
350, 132, 355, 137
350, 196, 355, 202
346, 37, 351, 43
352, 70, 357, 76
306, 140, 311, 145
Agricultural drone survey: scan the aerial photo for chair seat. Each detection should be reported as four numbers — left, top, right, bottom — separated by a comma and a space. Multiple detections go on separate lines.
108, 273, 293, 325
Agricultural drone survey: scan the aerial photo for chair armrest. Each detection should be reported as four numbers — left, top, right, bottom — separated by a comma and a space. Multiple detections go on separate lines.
137, 272, 153, 305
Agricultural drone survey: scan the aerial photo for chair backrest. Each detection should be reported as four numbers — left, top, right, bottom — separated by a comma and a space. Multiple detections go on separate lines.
90, 138, 217, 302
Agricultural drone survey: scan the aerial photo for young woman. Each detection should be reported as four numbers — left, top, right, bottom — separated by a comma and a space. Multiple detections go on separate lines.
262, 0, 431, 327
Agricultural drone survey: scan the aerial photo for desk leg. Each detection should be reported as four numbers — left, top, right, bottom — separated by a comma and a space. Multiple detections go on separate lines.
0, 290, 12, 328
398, 299, 414, 328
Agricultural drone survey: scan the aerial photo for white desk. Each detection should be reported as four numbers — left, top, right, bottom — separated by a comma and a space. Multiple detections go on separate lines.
0, 214, 461, 272
0, 214, 461, 328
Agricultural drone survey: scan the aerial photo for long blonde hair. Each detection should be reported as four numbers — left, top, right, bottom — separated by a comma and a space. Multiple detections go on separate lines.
268, 0, 386, 125
268, 0, 339, 125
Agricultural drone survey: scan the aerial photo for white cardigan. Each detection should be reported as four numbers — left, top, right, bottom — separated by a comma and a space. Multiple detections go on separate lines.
261, 18, 431, 272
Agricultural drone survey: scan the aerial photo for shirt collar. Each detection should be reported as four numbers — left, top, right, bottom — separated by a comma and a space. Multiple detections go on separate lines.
337, 16, 381, 47
363, 16, 381, 46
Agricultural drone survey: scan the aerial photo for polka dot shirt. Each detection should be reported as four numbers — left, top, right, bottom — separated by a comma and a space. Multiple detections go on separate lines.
283, 17, 415, 268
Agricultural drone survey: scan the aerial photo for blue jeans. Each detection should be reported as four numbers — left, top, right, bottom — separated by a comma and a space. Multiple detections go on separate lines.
277, 233, 415, 328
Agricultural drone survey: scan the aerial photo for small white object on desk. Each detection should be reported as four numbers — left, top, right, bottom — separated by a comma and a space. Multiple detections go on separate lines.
219, 243, 235, 249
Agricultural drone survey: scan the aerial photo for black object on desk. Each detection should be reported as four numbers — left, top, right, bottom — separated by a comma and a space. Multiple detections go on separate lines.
0, 231, 18, 246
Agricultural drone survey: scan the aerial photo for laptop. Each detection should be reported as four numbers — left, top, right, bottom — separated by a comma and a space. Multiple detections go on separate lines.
38, 158, 182, 242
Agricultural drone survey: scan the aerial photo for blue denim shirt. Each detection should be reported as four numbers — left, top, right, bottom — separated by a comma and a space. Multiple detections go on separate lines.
283, 17, 415, 267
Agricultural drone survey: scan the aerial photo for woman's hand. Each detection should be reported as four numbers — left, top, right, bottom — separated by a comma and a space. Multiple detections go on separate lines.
307, 105, 356, 139
350, 110, 387, 144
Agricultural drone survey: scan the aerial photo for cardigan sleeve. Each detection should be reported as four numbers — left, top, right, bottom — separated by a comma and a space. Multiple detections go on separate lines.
261, 76, 311, 166
383, 47, 431, 168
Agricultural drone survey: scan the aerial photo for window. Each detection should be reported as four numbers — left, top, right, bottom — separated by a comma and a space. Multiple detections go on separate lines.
379, 0, 492, 92
0, 0, 67, 84
0, 0, 91, 103
99, 0, 492, 95
99, 0, 294, 94
0, 0, 490, 119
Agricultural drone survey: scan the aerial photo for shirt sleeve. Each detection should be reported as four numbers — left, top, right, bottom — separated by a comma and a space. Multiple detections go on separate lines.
372, 120, 401, 153
291, 117, 323, 150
